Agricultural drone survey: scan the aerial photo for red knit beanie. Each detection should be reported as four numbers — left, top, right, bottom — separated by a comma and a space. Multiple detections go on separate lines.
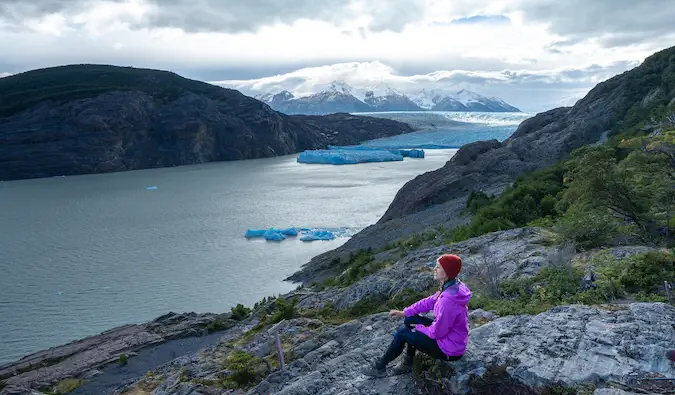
438, 254, 462, 279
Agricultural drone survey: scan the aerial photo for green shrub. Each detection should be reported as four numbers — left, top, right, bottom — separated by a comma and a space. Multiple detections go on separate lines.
621, 251, 675, 293
447, 163, 566, 242
119, 353, 128, 366
269, 297, 298, 324
555, 205, 618, 249
231, 304, 251, 321
205, 317, 235, 333
467, 250, 674, 316
222, 350, 267, 389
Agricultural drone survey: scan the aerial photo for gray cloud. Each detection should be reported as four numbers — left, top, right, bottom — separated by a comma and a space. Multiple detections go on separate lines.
0, 0, 426, 33
518, 0, 675, 48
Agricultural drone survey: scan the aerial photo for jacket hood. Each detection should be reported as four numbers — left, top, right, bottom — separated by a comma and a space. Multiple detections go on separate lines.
441, 281, 472, 306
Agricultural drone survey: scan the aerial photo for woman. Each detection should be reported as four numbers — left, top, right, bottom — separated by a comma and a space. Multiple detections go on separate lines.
362, 254, 472, 377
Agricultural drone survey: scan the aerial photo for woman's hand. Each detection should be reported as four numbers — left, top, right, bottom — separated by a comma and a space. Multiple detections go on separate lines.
388, 310, 405, 319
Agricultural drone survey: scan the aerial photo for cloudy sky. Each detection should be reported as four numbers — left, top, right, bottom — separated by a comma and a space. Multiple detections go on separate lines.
1, 0, 674, 112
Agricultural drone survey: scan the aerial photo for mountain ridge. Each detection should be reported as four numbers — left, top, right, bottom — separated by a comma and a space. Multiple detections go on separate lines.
255, 82, 521, 115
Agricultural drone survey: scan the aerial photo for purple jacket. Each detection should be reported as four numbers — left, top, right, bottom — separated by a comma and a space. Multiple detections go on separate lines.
403, 281, 472, 357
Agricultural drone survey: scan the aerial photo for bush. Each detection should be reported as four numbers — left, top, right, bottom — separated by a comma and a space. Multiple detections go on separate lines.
621, 251, 675, 293
205, 317, 235, 333
222, 350, 267, 389
230, 304, 251, 321
269, 297, 298, 324
467, 250, 674, 316
119, 354, 128, 366
321, 250, 389, 288
556, 205, 618, 249
447, 163, 566, 242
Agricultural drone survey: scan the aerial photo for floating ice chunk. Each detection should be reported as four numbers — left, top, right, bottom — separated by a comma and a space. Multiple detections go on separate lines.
277, 228, 299, 236
300, 229, 336, 241
297, 149, 403, 165
263, 229, 286, 241
400, 149, 425, 158
146, 186, 158, 190
245, 229, 267, 238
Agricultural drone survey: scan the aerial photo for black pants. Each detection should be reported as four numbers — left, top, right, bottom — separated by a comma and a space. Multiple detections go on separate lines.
377, 315, 462, 369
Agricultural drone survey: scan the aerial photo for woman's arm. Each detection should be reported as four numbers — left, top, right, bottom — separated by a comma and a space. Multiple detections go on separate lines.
402, 293, 439, 317
414, 301, 458, 339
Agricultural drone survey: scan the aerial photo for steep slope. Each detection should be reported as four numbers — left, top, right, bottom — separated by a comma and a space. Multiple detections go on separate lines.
289, 45, 675, 284
0, 65, 414, 181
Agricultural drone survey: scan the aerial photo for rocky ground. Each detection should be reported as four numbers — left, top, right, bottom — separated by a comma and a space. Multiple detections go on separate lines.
3, 227, 672, 395
0, 312, 239, 393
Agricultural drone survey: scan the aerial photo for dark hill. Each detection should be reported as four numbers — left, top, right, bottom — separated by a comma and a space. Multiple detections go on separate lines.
0, 64, 413, 181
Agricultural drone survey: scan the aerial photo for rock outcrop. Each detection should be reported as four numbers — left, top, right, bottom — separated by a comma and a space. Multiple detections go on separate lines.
110, 303, 675, 395
0, 312, 235, 392
290, 45, 675, 285
0, 65, 414, 181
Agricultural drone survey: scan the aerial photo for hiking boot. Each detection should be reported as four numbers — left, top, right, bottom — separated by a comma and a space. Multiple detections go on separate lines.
391, 354, 413, 375
361, 362, 388, 378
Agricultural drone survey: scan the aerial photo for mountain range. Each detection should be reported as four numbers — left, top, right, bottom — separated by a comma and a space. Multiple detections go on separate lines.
254, 82, 521, 115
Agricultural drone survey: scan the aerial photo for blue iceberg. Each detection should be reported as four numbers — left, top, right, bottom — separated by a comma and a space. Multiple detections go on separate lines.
263, 229, 286, 241
245, 227, 354, 242
400, 149, 425, 158
297, 149, 403, 165
247, 228, 298, 238
245, 229, 267, 238
300, 229, 336, 241
277, 228, 299, 236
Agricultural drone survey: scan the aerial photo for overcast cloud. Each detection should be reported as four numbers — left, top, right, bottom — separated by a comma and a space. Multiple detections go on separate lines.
0, 0, 673, 111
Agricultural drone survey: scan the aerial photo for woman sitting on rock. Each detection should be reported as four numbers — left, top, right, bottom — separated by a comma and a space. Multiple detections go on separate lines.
363, 254, 472, 377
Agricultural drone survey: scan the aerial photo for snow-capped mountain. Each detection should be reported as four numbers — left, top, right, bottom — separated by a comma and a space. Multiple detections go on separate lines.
359, 84, 421, 111
255, 82, 520, 115
411, 89, 521, 112
259, 82, 371, 115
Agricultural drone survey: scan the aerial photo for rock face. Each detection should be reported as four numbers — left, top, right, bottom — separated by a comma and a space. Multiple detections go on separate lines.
289, 227, 569, 310
0, 312, 233, 391
0, 65, 414, 181
130, 303, 674, 395
460, 303, 675, 389
245, 303, 675, 395
290, 45, 675, 284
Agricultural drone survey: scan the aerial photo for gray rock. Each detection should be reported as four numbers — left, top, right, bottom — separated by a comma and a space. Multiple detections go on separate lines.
241, 303, 674, 395
294, 227, 569, 313
0, 312, 236, 391
0, 386, 47, 395
469, 309, 497, 322
594, 389, 640, 395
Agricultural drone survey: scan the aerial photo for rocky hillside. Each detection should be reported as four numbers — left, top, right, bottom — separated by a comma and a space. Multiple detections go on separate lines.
289, 45, 675, 284
0, 65, 414, 181
2, 227, 672, 395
